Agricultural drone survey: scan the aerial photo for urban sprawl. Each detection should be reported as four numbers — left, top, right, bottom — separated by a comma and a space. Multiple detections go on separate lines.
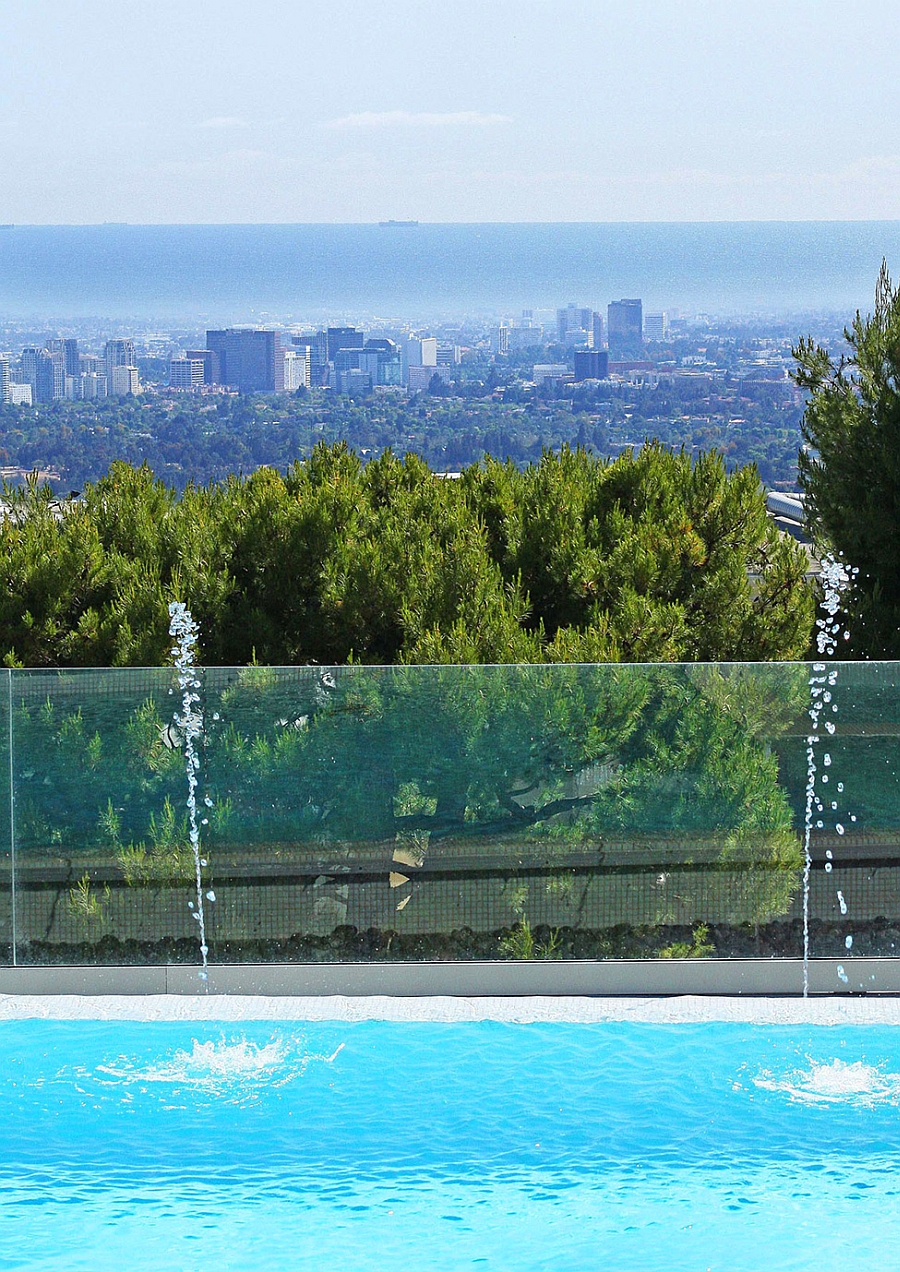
0, 300, 845, 507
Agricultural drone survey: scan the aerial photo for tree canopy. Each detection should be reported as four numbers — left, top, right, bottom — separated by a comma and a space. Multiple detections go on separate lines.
1, 442, 814, 668
797, 263, 900, 657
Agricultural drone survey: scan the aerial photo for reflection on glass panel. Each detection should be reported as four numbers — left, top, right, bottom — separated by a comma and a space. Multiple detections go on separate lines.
776, 662, 900, 962
0, 661, 810, 965
5, 660, 900, 967
10, 668, 198, 965
0, 672, 11, 962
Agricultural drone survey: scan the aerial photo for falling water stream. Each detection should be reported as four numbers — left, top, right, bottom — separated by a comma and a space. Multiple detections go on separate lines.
168, 602, 213, 985
802, 555, 857, 996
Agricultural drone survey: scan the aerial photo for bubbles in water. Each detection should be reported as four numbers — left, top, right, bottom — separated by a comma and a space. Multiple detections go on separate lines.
837, 891, 848, 915
845, 935, 854, 950
837, 964, 849, 983
836, 824, 845, 835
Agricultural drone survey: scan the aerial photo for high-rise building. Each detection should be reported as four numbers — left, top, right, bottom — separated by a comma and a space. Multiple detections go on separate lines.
557, 304, 598, 348
21, 347, 40, 391
574, 349, 609, 381
185, 349, 220, 385
403, 337, 438, 385
0, 353, 9, 404
507, 325, 544, 351
643, 312, 669, 340
32, 349, 65, 402
607, 300, 643, 356
169, 358, 206, 390
104, 339, 136, 385
293, 332, 328, 385
407, 364, 449, 392
361, 338, 402, 386
592, 311, 604, 349
8, 383, 33, 406
206, 329, 284, 392
110, 365, 140, 396
436, 342, 461, 366
64, 339, 79, 377
283, 348, 311, 391
492, 326, 510, 356
79, 373, 107, 400
48, 338, 80, 377
326, 327, 364, 361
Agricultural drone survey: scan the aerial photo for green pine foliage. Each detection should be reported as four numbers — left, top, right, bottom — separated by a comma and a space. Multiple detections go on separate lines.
1, 442, 813, 668
797, 262, 900, 657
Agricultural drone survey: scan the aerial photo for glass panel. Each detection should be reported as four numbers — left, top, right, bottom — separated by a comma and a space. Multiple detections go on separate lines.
9, 667, 201, 966
5, 659, 897, 967
200, 662, 808, 963
0, 671, 11, 963
777, 661, 900, 963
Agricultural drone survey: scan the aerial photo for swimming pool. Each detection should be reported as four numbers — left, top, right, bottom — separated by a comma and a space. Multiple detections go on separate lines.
1, 997, 898, 1270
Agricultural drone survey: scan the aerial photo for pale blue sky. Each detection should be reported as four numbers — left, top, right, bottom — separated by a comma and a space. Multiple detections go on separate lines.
2, 0, 899, 223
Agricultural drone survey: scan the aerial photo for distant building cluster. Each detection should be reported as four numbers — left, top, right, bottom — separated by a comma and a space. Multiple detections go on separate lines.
0, 338, 141, 405
492, 299, 669, 387
0, 298, 681, 408
168, 327, 463, 395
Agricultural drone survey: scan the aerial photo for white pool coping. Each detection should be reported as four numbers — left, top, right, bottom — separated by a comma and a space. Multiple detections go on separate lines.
3, 993, 900, 1025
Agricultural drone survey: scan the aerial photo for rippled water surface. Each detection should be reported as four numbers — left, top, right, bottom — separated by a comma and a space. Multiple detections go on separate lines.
2, 1020, 899, 1270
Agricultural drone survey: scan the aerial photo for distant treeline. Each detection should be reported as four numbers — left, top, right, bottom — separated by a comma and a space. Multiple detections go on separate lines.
1, 443, 813, 668
0, 375, 803, 491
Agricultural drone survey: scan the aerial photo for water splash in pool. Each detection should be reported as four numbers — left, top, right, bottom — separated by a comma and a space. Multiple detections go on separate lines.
88, 1037, 345, 1102
754, 1058, 900, 1107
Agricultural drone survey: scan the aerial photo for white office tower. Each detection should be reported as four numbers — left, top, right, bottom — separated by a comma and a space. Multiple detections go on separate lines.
403, 336, 438, 386
110, 364, 141, 396
8, 383, 33, 405
406, 337, 438, 367
643, 312, 669, 340
282, 348, 311, 391
170, 358, 205, 390
0, 354, 9, 403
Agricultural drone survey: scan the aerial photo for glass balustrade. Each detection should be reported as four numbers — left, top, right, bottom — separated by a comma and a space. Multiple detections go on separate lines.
2, 662, 899, 966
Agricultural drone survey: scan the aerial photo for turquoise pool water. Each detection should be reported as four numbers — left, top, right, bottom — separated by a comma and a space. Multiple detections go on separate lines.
1, 1018, 899, 1270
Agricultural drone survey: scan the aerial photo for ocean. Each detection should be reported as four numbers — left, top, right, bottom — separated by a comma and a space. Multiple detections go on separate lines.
1, 221, 899, 321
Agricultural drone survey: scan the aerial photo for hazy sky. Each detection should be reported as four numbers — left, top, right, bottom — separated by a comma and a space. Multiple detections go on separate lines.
3, 0, 899, 224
